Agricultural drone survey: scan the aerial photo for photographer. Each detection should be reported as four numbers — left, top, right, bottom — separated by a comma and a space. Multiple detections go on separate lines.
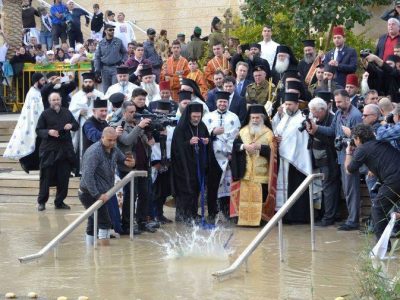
363, 53, 400, 103
150, 101, 175, 223
345, 124, 400, 246
377, 104, 400, 151
307, 89, 362, 231
308, 97, 340, 226
117, 101, 157, 233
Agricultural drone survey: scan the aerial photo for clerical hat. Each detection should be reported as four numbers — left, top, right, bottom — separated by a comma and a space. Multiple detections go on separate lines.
82, 72, 95, 81
116, 66, 129, 74
283, 68, 300, 79
249, 43, 261, 50
386, 54, 400, 63
276, 45, 291, 55
316, 91, 333, 103
284, 92, 299, 102
159, 81, 170, 91
324, 64, 336, 74
32, 72, 44, 84
156, 100, 172, 111
215, 91, 231, 101
140, 65, 153, 77
46, 71, 59, 79
286, 80, 302, 91
187, 102, 203, 113
93, 97, 108, 108
178, 90, 192, 102
248, 104, 266, 115
302, 40, 316, 48
109, 92, 125, 108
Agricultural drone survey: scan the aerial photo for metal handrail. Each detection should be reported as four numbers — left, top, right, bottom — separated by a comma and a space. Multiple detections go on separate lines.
35, 0, 147, 34
18, 170, 147, 263
212, 173, 324, 278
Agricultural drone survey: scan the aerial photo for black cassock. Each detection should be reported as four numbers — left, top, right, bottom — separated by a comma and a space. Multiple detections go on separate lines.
171, 121, 210, 222
298, 59, 317, 85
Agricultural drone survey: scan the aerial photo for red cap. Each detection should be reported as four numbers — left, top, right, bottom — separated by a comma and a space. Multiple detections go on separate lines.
159, 81, 170, 91
346, 74, 359, 87
332, 26, 345, 37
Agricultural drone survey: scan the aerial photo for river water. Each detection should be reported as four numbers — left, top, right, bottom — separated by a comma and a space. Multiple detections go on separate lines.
0, 202, 367, 299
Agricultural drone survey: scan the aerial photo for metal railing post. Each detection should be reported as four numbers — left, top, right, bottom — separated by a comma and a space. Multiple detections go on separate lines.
93, 210, 98, 249
309, 180, 315, 251
278, 219, 284, 262
130, 178, 135, 240
18, 170, 147, 263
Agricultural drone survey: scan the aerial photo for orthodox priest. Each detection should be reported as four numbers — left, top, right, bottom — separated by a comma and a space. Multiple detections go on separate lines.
297, 40, 321, 86
69, 72, 104, 170
4, 73, 45, 172
171, 102, 210, 223
274, 92, 312, 223
204, 91, 241, 219
230, 105, 274, 226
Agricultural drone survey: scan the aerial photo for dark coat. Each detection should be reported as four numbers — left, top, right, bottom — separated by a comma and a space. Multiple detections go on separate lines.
229, 93, 247, 125
324, 45, 358, 88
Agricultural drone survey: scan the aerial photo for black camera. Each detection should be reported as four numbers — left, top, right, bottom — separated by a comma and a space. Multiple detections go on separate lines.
360, 49, 372, 58
334, 136, 356, 151
386, 113, 395, 124
134, 113, 177, 135
298, 108, 311, 132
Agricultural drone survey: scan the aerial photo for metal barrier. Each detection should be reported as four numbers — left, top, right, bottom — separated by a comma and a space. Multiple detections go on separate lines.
18, 170, 147, 263
212, 173, 324, 278
3, 62, 92, 112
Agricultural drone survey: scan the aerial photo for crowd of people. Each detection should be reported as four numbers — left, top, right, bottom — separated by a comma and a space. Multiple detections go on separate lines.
2, 0, 400, 248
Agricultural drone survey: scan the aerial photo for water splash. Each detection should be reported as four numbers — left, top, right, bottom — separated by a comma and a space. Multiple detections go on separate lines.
157, 223, 235, 260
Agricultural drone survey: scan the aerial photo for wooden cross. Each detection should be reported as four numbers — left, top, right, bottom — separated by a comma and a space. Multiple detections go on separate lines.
223, 8, 233, 41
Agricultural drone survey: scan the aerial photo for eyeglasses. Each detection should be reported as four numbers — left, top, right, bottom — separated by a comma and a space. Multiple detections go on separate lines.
68, 51, 74, 53
107, 29, 115, 32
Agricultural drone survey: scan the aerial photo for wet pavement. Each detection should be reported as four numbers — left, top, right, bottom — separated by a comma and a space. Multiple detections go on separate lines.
0, 200, 368, 300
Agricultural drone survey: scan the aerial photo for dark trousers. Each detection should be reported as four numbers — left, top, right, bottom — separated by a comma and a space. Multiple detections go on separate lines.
319, 165, 340, 223
52, 23, 67, 44
119, 170, 149, 228
153, 169, 172, 218
372, 183, 400, 240
68, 30, 83, 48
37, 159, 70, 206
79, 190, 111, 236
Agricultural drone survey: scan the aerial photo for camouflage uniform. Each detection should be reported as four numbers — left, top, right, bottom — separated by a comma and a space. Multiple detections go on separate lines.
245, 80, 272, 105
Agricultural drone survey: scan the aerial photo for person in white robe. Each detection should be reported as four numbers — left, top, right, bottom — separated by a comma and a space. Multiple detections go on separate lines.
104, 66, 139, 100
69, 72, 104, 170
204, 91, 241, 219
274, 92, 312, 223
4, 73, 45, 171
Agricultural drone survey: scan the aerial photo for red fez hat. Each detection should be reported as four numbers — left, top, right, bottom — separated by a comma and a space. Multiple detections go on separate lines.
159, 81, 170, 91
346, 74, 359, 87
332, 26, 345, 37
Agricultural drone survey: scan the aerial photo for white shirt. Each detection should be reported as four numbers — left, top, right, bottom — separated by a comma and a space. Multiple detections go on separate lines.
105, 82, 139, 99
0, 43, 8, 63
109, 21, 136, 50
259, 39, 279, 68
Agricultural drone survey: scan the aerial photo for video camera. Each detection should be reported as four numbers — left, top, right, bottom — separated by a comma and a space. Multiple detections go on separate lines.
360, 49, 372, 58
134, 113, 177, 135
334, 136, 356, 151
386, 113, 395, 124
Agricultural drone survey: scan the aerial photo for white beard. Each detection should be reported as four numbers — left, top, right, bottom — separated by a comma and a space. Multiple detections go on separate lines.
141, 82, 158, 99
249, 123, 264, 135
274, 58, 290, 74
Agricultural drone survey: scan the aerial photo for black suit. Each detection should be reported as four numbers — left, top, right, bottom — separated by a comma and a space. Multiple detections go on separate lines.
228, 93, 247, 124
324, 45, 357, 88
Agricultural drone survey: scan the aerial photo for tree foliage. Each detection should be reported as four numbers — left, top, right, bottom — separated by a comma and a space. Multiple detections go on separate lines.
241, 0, 392, 34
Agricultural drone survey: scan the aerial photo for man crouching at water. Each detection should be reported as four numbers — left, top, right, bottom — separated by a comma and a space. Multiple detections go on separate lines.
79, 127, 135, 245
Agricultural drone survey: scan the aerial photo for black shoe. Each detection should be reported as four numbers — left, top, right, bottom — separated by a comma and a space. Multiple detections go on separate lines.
337, 223, 359, 231
38, 203, 46, 211
315, 220, 334, 227
139, 222, 157, 233
147, 220, 161, 228
159, 215, 173, 224
55, 203, 71, 210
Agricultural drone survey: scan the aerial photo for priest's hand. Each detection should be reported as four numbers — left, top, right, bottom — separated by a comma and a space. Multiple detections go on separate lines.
190, 137, 200, 145
64, 123, 73, 130
253, 143, 262, 150
244, 144, 257, 154
124, 156, 136, 168
201, 138, 209, 145
48, 129, 59, 137
213, 127, 224, 135
306, 121, 318, 135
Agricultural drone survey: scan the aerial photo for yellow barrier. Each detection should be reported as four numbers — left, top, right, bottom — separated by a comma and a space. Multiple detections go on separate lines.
3, 62, 92, 112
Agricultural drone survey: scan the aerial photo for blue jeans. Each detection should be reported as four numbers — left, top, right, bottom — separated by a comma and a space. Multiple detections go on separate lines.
40, 31, 53, 50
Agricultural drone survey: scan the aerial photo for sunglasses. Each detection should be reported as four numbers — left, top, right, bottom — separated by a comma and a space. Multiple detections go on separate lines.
107, 29, 115, 32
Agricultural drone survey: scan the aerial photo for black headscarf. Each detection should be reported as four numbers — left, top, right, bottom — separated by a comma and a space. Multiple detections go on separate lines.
243, 104, 272, 130
177, 102, 204, 129
181, 78, 205, 102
